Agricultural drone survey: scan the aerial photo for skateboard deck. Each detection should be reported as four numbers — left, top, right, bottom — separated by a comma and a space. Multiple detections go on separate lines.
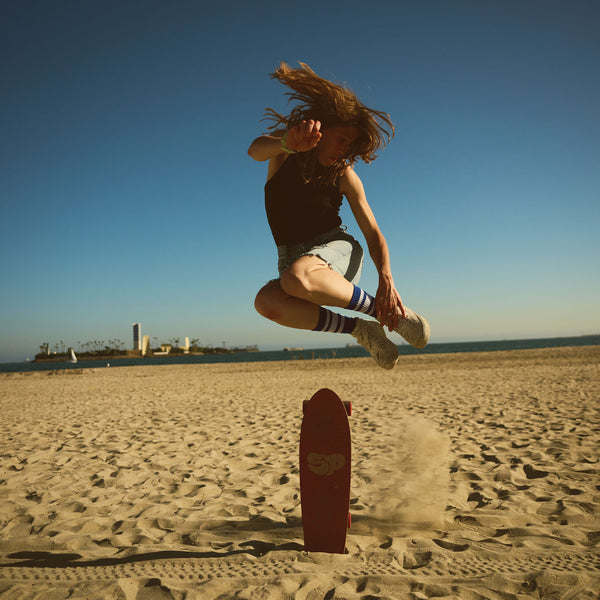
300, 388, 351, 553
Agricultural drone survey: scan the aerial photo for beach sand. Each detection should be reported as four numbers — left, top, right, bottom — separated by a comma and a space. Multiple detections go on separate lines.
0, 346, 598, 599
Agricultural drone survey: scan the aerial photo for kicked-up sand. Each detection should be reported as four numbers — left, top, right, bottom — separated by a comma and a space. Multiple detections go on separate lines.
0, 345, 598, 599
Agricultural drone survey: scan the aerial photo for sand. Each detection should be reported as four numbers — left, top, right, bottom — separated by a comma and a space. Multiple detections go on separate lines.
0, 345, 598, 599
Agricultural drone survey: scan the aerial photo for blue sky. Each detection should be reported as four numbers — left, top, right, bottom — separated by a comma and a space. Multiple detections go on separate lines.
1, 0, 599, 362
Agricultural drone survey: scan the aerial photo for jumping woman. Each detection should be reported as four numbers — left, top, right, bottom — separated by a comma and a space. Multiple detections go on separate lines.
248, 62, 429, 369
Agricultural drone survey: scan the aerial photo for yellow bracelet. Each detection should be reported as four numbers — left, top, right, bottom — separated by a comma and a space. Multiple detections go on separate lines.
281, 131, 297, 154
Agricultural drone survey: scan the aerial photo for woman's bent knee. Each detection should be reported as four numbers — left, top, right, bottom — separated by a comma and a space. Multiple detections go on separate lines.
254, 282, 284, 322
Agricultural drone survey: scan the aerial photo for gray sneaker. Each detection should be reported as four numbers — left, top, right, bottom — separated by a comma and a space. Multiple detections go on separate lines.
394, 307, 430, 349
351, 318, 399, 370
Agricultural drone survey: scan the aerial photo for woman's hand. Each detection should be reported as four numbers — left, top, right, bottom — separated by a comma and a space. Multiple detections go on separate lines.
375, 274, 406, 332
284, 120, 322, 152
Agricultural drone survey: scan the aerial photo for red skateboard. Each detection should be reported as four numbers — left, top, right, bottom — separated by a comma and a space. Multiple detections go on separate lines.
300, 388, 352, 553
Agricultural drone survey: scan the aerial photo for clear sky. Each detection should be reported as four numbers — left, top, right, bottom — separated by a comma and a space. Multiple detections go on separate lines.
2, 0, 599, 362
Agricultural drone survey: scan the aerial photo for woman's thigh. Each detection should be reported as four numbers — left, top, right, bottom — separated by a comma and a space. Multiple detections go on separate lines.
278, 233, 364, 284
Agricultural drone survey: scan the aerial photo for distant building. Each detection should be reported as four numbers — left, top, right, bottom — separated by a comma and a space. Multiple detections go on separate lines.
133, 323, 141, 350
142, 335, 152, 357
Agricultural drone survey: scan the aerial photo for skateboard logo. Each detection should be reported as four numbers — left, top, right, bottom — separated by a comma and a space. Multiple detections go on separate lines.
307, 452, 346, 476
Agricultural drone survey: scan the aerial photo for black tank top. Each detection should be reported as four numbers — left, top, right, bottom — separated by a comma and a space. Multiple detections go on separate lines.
264, 154, 343, 246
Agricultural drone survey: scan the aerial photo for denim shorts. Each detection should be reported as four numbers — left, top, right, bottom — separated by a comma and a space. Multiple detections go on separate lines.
276, 227, 364, 284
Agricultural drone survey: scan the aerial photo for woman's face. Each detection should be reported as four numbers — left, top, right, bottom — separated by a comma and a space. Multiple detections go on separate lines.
316, 125, 360, 166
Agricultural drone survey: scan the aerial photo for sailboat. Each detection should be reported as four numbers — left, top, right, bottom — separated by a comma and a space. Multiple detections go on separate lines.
69, 348, 78, 363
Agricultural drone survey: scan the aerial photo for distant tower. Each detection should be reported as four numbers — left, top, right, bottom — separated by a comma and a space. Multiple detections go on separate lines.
142, 335, 151, 357
133, 323, 141, 350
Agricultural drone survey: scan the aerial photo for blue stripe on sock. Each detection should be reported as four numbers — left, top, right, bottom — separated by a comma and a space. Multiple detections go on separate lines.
314, 307, 327, 331
349, 285, 362, 309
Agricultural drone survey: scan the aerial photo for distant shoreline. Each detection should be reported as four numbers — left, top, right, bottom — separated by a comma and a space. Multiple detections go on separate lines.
32, 348, 260, 363
3, 334, 597, 374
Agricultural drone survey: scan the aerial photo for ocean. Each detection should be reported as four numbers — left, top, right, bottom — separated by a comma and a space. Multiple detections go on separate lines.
1, 335, 598, 374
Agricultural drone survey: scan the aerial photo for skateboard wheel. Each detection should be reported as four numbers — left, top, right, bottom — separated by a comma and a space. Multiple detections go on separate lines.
348, 512, 351, 528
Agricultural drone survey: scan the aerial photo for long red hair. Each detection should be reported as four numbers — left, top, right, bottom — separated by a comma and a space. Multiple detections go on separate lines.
263, 62, 395, 186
